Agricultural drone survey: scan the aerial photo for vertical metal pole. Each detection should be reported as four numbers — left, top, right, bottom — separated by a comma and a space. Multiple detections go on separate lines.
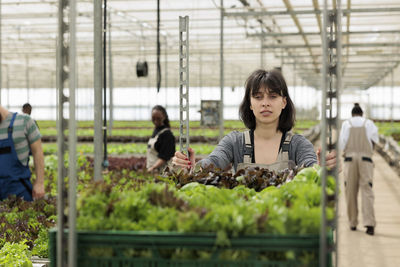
26, 55, 30, 101
293, 62, 296, 103
164, 37, 168, 107
0, 0, 2, 104
68, 0, 77, 266
199, 53, 202, 99
260, 35, 264, 68
7, 66, 10, 109
103, 0, 108, 169
179, 16, 190, 155
367, 92, 371, 119
381, 79, 385, 120
156, 0, 161, 93
219, 0, 224, 141
390, 70, 394, 129
335, 1, 342, 265
94, 0, 103, 180
108, 12, 114, 136
321, 1, 341, 267
320, 1, 328, 266
56, 0, 69, 266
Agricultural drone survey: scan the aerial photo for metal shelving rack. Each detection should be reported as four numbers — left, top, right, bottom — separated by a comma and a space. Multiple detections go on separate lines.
320, 0, 342, 266
179, 16, 190, 154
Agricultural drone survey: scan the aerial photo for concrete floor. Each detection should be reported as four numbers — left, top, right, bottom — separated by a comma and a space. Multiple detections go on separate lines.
337, 153, 400, 267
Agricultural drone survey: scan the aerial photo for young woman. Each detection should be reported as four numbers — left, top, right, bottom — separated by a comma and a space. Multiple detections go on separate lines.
146, 105, 176, 173
172, 69, 336, 172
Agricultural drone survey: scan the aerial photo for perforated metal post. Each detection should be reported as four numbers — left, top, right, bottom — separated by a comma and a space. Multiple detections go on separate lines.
56, 1, 68, 265
0, 0, 2, 104
320, 1, 342, 267
179, 16, 190, 155
56, 0, 77, 266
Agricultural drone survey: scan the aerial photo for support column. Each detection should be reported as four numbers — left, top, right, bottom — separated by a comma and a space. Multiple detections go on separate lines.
0, 0, 2, 104
68, 0, 77, 265
219, 0, 224, 141
6, 66, 10, 109
164, 36, 168, 107
390, 70, 394, 129
179, 16, 190, 155
26, 55, 30, 101
102, 0, 109, 169
94, 0, 103, 180
260, 35, 264, 68
56, 0, 77, 266
108, 11, 114, 136
320, 1, 342, 267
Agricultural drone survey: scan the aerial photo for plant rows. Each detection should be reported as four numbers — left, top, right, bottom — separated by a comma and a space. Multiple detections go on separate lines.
42, 143, 216, 156
0, 154, 335, 265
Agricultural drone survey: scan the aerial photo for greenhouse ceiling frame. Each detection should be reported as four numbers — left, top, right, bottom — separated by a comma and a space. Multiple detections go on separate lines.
224, 4, 400, 91
0, 1, 399, 101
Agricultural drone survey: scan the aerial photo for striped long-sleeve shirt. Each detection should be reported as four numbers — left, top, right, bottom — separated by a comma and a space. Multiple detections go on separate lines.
0, 112, 41, 166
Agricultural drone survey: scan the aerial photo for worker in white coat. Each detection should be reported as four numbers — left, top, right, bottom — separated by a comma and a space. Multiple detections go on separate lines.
339, 103, 378, 235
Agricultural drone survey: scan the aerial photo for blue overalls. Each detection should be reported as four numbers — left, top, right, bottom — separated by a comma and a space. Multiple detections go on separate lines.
0, 113, 33, 201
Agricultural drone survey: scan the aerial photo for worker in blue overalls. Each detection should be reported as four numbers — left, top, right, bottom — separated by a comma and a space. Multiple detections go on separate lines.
0, 105, 45, 201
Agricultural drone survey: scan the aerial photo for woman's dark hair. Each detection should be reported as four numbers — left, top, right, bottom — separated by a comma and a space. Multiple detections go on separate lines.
351, 103, 363, 116
152, 105, 170, 127
239, 69, 295, 131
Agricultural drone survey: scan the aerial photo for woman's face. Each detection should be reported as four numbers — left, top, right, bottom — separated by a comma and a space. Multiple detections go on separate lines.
151, 109, 165, 127
250, 87, 287, 128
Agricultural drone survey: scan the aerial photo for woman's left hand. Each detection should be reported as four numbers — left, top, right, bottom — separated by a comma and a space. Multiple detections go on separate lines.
316, 147, 338, 171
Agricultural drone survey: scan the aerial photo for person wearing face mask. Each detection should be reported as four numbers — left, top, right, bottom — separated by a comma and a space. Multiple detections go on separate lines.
146, 105, 176, 173
0, 105, 45, 201
172, 69, 337, 173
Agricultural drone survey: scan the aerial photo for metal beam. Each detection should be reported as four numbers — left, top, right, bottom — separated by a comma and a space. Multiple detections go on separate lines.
224, 7, 400, 17
263, 42, 400, 49
282, 0, 319, 73
279, 53, 400, 58
247, 29, 400, 37
312, 0, 323, 34
364, 62, 400, 90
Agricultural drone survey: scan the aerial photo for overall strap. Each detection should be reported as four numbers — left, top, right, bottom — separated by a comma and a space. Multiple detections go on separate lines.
8, 113, 17, 139
348, 119, 353, 127
243, 130, 252, 164
362, 118, 367, 127
155, 127, 170, 138
279, 131, 293, 161
281, 131, 293, 152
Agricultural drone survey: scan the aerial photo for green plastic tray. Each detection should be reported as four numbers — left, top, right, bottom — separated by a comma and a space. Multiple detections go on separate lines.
49, 229, 333, 267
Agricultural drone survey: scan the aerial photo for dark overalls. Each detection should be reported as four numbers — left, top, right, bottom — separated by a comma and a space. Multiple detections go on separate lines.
0, 113, 33, 201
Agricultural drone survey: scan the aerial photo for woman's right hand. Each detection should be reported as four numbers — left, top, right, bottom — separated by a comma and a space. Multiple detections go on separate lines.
172, 147, 196, 170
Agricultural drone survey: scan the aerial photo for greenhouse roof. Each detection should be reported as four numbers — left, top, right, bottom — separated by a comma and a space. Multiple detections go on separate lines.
1, 0, 400, 90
